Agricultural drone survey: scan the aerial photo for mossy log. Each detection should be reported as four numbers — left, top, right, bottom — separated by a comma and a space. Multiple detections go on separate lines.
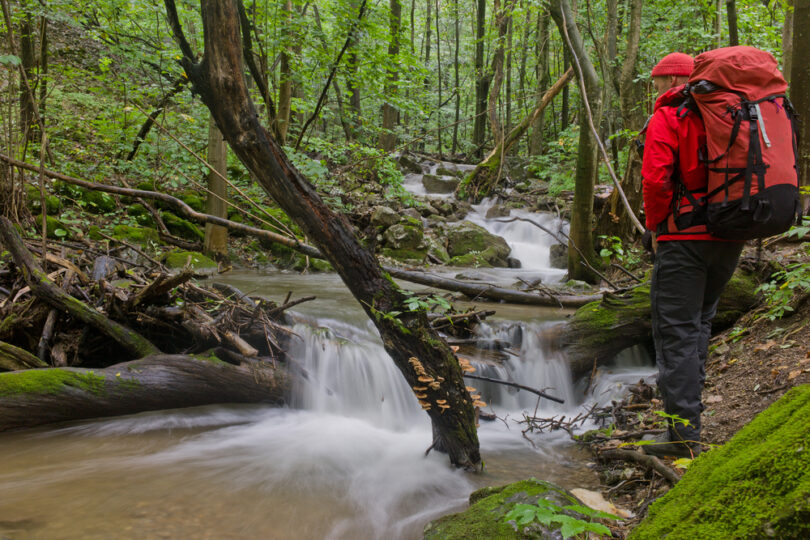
0, 340, 47, 371
629, 384, 810, 539
0, 354, 289, 432
558, 270, 759, 379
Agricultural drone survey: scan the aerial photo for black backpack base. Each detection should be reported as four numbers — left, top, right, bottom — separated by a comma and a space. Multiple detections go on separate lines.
705, 184, 799, 241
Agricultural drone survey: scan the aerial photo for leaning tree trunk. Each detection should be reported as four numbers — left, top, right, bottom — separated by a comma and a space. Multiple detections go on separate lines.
163, 0, 480, 468
556, 270, 759, 379
549, 0, 603, 283
460, 68, 573, 200
0, 355, 288, 432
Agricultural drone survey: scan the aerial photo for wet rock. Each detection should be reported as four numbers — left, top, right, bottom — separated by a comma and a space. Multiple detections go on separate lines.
424, 235, 450, 264
507, 257, 522, 269
485, 204, 511, 219
446, 221, 511, 268
536, 196, 559, 213
422, 174, 461, 194
549, 244, 568, 269
418, 203, 439, 217
402, 207, 422, 221
397, 153, 425, 174
383, 222, 424, 250
370, 205, 400, 228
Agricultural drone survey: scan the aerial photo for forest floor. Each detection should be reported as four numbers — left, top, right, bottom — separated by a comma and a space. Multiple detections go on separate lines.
584, 238, 810, 537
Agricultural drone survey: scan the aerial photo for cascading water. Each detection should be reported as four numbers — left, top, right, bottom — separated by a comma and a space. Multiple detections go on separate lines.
0, 160, 654, 539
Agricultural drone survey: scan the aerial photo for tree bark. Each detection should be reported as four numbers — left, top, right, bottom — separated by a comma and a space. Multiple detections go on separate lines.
204, 115, 228, 257
472, 0, 491, 158
20, 9, 36, 142
0, 354, 288, 432
783, 0, 794, 84
435, 0, 444, 157
726, 0, 739, 46
529, 11, 551, 156
346, 0, 363, 141
1, 340, 47, 371
791, 0, 810, 214
549, 0, 603, 283
163, 0, 480, 468
275, 0, 294, 144
380, 0, 402, 151
598, 0, 644, 240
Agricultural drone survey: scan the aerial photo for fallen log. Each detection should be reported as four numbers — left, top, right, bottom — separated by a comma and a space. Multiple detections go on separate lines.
0, 341, 47, 371
0, 217, 161, 358
386, 267, 600, 308
0, 353, 289, 432
557, 270, 760, 379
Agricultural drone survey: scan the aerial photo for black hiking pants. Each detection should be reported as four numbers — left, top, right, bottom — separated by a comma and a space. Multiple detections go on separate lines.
651, 240, 743, 442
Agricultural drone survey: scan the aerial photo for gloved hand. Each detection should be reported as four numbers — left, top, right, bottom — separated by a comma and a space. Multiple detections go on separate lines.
642, 229, 653, 252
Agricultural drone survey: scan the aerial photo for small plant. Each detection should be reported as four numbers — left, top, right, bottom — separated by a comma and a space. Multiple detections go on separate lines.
598, 235, 640, 267
504, 497, 619, 539
403, 293, 452, 313
757, 256, 810, 321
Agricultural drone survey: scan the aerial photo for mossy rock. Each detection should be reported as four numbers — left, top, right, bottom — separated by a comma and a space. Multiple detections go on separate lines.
163, 251, 218, 272
26, 185, 62, 214
425, 235, 451, 264
52, 179, 83, 198
162, 212, 204, 242
293, 255, 333, 273
446, 221, 511, 267
126, 204, 156, 227
81, 189, 117, 214
630, 385, 810, 540
178, 190, 206, 212
35, 214, 71, 239
111, 225, 159, 246
423, 478, 588, 539
713, 270, 760, 329
382, 247, 427, 264
383, 223, 424, 250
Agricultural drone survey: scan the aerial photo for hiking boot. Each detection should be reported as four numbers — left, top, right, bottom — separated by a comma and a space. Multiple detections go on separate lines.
641, 432, 701, 459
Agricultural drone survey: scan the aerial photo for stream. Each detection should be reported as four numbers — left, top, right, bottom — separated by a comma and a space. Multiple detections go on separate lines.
0, 165, 655, 540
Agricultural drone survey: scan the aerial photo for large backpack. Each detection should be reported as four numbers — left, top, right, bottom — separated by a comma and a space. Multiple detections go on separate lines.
679, 46, 800, 240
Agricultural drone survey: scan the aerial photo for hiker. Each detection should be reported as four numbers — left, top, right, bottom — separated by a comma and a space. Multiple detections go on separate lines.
640, 52, 744, 458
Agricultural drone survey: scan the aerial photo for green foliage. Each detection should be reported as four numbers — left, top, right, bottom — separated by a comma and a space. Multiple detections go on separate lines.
527, 125, 579, 196
757, 259, 810, 321
504, 499, 617, 539
402, 292, 452, 313
598, 235, 640, 267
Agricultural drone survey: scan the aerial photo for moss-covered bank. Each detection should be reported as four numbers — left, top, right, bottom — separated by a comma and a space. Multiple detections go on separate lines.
630, 384, 810, 539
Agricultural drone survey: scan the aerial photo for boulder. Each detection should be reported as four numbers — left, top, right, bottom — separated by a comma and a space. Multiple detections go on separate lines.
383, 222, 424, 250
422, 174, 461, 194
485, 204, 511, 219
163, 250, 218, 273
370, 205, 400, 228
112, 225, 160, 246
549, 244, 568, 269
446, 221, 511, 268
397, 153, 425, 174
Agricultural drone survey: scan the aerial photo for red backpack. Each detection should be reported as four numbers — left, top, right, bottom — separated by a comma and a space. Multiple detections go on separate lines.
679, 46, 800, 240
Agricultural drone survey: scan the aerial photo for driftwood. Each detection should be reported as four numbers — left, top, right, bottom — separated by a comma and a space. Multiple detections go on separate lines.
463, 373, 564, 404
0, 217, 161, 358
599, 449, 681, 484
0, 354, 288, 432
387, 267, 600, 308
0, 341, 47, 371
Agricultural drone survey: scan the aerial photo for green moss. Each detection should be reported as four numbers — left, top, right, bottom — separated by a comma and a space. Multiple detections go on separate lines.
423, 479, 583, 540
26, 185, 63, 214
87, 225, 104, 241
126, 204, 156, 227
192, 351, 229, 366
714, 270, 759, 329
630, 385, 810, 540
178, 190, 206, 212
163, 250, 217, 270
449, 252, 493, 268
112, 225, 159, 245
0, 369, 106, 397
34, 214, 71, 239
382, 247, 427, 263
162, 213, 204, 242
81, 189, 117, 214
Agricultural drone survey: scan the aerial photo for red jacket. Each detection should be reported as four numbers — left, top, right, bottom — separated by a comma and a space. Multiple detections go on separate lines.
641, 85, 724, 242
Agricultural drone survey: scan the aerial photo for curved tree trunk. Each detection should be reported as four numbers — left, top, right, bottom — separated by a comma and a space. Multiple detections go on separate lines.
0, 354, 288, 432
163, 0, 480, 468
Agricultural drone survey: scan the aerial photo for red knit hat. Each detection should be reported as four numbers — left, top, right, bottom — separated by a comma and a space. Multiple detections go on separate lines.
651, 52, 694, 77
